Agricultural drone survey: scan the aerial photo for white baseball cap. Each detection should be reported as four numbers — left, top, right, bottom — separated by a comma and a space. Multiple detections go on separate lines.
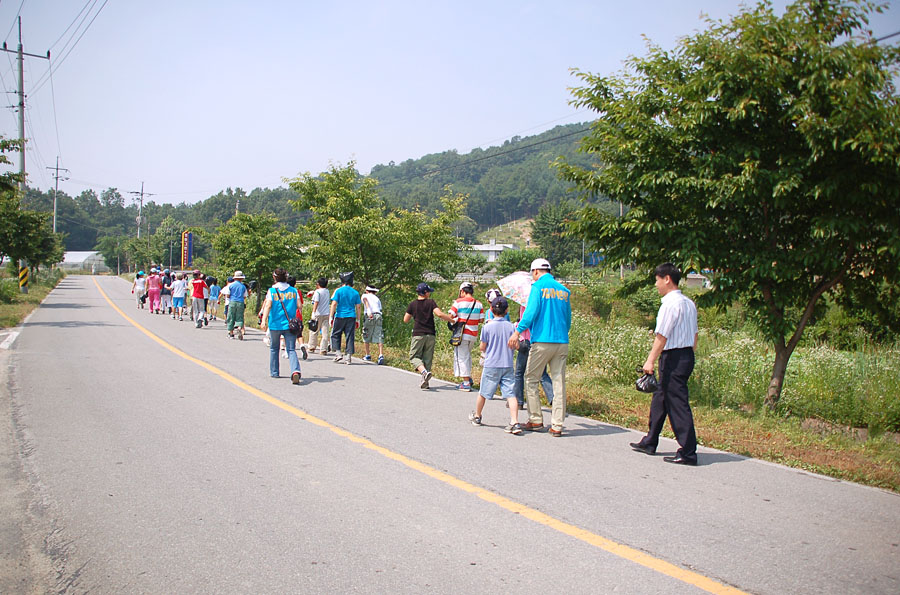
459, 281, 474, 292
530, 258, 551, 271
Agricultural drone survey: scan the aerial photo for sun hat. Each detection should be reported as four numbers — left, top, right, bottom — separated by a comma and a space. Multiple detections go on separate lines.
233, 270, 245, 279
485, 288, 501, 302
530, 258, 552, 271
416, 282, 435, 295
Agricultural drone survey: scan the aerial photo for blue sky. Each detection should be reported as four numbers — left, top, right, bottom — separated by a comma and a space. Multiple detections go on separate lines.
2, 1, 898, 204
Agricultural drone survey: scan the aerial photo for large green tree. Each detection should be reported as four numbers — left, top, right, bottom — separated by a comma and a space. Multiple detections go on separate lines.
557, 0, 900, 408
211, 212, 304, 312
287, 162, 466, 292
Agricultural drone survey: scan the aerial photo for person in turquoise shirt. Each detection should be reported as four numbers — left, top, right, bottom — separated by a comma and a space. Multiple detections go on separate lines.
329, 271, 362, 364
507, 258, 571, 437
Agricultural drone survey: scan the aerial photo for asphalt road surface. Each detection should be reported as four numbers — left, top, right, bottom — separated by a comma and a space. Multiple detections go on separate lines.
1, 275, 898, 594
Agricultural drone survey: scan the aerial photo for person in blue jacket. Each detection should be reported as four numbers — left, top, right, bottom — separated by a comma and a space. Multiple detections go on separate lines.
507, 258, 571, 437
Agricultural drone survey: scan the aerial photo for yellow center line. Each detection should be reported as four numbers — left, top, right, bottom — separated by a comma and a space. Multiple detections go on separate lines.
93, 277, 746, 594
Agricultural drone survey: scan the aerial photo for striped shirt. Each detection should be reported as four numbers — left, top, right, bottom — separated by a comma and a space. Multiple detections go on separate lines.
655, 290, 698, 350
449, 296, 483, 339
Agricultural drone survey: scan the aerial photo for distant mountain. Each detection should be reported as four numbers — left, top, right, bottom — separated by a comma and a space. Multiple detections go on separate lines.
369, 122, 596, 228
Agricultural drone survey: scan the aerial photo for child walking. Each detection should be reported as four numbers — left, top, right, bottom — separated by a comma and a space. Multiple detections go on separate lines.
468, 297, 521, 434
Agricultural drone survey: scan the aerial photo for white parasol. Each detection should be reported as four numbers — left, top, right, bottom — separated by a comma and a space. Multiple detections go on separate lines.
497, 271, 533, 305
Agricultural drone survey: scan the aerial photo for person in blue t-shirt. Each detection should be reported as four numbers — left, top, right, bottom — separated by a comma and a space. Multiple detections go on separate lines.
329, 271, 362, 364
507, 258, 571, 437
226, 270, 249, 340
260, 267, 303, 384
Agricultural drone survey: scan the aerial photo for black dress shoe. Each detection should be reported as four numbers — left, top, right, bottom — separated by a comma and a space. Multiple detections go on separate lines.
629, 442, 656, 455
663, 453, 697, 466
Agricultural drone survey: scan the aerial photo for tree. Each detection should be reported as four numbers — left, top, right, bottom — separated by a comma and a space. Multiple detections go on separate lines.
556, 0, 900, 409
211, 213, 304, 313
494, 247, 543, 277
286, 162, 466, 292
530, 200, 583, 266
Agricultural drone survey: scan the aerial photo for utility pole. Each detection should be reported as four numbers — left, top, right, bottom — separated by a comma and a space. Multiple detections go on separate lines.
128, 182, 154, 239
0, 17, 50, 293
47, 157, 69, 233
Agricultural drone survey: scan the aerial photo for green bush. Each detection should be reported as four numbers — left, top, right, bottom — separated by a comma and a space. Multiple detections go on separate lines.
0, 278, 16, 304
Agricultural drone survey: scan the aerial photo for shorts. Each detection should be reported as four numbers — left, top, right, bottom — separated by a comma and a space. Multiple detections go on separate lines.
479, 366, 515, 400
362, 312, 383, 343
173, 296, 185, 308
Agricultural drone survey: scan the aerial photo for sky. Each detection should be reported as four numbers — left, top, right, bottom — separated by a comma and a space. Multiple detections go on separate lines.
1, 0, 898, 205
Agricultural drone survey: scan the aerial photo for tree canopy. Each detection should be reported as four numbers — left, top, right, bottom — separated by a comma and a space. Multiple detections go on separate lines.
287, 162, 466, 292
557, 0, 900, 408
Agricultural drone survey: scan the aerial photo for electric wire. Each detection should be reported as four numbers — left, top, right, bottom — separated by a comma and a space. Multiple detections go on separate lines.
2, 0, 26, 45
48, 0, 96, 51
31, 0, 109, 96
47, 57, 62, 160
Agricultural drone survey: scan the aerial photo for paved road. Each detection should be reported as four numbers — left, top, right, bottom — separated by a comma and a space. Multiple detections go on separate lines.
1, 275, 898, 594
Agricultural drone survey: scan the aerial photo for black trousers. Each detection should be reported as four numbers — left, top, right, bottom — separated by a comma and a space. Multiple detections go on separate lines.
643, 347, 697, 460
331, 317, 356, 355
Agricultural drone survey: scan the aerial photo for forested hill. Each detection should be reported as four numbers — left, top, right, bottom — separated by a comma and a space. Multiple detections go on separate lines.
370, 122, 595, 228
25, 122, 596, 251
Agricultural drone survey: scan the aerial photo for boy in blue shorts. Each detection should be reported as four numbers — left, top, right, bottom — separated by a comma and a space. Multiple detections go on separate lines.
468, 297, 521, 434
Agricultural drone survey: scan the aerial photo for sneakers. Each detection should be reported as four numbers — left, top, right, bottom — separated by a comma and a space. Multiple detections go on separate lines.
458, 381, 472, 392
420, 370, 433, 389
301, 345, 308, 360
520, 421, 545, 432
291, 371, 301, 385
363, 355, 372, 362
377, 355, 384, 365
345, 355, 351, 365
333, 353, 343, 363
203, 317, 208, 326
468, 412, 482, 426
236, 328, 244, 341
228, 332, 235, 339
505, 422, 523, 435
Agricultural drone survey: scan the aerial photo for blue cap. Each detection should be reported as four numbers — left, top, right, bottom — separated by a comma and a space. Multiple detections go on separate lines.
416, 282, 434, 295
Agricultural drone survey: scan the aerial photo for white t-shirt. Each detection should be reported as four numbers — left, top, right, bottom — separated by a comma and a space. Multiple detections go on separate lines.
134, 277, 146, 292
171, 279, 188, 299
312, 287, 330, 316
362, 293, 382, 316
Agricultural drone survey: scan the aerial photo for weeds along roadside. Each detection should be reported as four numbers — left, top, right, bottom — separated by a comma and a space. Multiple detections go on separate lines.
0, 266, 65, 328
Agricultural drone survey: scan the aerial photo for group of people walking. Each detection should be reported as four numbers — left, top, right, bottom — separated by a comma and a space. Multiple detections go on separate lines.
130, 258, 701, 464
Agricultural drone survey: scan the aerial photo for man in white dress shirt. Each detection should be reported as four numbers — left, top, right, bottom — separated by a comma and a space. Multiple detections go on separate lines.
630, 263, 699, 465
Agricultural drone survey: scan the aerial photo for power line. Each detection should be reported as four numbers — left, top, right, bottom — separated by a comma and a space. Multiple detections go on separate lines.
875, 30, 900, 43
48, 0, 96, 50
31, 0, 109, 96
3, 0, 26, 45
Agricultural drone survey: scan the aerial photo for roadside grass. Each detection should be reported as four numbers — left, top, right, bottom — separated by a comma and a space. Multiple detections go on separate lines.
0, 268, 64, 329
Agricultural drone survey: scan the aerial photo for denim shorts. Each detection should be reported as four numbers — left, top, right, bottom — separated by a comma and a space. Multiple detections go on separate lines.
479, 366, 515, 400
173, 296, 185, 308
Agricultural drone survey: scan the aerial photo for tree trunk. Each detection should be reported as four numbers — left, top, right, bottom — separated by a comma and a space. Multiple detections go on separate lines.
765, 343, 791, 410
